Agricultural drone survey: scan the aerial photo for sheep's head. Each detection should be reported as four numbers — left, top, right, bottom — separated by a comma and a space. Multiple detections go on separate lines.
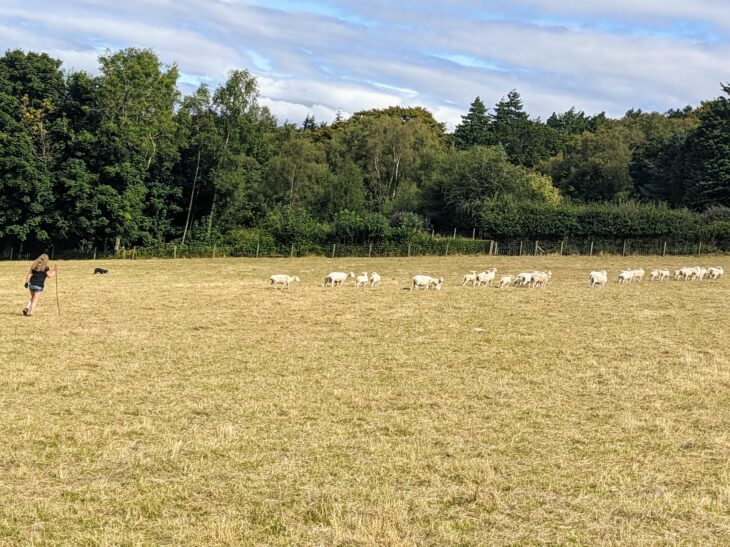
293, 276, 301, 282
348, 272, 355, 278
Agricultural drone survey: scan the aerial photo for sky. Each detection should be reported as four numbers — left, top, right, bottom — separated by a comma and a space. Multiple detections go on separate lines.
1, 0, 729, 129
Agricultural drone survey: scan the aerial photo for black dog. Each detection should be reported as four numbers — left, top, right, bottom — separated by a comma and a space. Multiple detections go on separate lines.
93, 268, 109, 275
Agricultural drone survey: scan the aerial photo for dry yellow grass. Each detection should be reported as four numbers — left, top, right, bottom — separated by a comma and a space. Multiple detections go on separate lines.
0, 255, 728, 545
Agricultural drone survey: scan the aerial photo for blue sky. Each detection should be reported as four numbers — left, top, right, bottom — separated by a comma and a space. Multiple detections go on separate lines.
2, 0, 729, 128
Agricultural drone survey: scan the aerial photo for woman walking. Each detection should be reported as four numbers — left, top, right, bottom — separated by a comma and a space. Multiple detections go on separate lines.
22, 254, 59, 316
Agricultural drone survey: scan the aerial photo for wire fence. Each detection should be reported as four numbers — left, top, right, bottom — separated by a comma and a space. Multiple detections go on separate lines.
2, 237, 728, 262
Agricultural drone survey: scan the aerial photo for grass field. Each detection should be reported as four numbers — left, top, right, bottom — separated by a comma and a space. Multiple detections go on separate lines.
0, 255, 728, 545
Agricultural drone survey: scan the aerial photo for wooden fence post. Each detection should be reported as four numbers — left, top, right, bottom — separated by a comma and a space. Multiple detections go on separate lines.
663, 241, 667, 257
488, 240, 494, 255
93, 248, 97, 260
290, 244, 295, 258
453, 228, 457, 239
698, 241, 702, 255
623, 240, 627, 256
255, 243, 260, 258
534, 240, 539, 255
9, 247, 13, 260
213, 244, 216, 259
559, 240, 564, 256
331, 244, 336, 259
445, 241, 450, 256
589, 240, 594, 257
472, 227, 476, 240
368, 243, 373, 258
494, 242, 499, 256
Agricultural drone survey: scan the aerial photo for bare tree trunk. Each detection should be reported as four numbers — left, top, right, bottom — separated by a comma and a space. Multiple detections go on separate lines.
182, 148, 202, 245
207, 129, 231, 239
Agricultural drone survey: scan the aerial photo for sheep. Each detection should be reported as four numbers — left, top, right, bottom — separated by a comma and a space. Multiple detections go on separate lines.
657, 268, 670, 281
462, 271, 478, 287
355, 272, 369, 288
498, 275, 514, 288
411, 275, 444, 291
323, 271, 355, 287
618, 270, 635, 284
708, 266, 724, 279
475, 268, 497, 287
649, 269, 660, 282
631, 268, 645, 283
589, 270, 608, 288
514, 272, 533, 287
531, 270, 552, 288
678, 267, 695, 281
270, 274, 301, 290
369, 272, 381, 287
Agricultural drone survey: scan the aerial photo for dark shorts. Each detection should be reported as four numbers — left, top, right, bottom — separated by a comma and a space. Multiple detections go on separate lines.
29, 285, 44, 293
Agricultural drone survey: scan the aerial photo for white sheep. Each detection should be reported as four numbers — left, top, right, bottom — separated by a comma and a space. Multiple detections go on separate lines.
589, 270, 608, 288
631, 268, 645, 283
462, 271, 478, 287
323, 271, 355, 287
411, 275, 444, 291
355, 272, 369, 287
649, 269, 660, 282
475, 268, 497, 287
708, 266, 724, 279
531, 270, 552, 288
369, 272, 381, 287
678, 266, 695, 281
618, 270, 635, 284
498, 275, 514, 288
270, 274, 301, 290
514, 272, 533, 287
657, 268, 670, 281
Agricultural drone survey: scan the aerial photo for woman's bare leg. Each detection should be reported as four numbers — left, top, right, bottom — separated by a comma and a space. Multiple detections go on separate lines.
28, 291, 42, 315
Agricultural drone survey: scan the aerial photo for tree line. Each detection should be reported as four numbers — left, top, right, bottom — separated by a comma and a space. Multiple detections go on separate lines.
1, 47, 729, 255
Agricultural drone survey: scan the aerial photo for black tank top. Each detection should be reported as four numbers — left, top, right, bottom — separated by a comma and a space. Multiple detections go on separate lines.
30, 267, 49, 288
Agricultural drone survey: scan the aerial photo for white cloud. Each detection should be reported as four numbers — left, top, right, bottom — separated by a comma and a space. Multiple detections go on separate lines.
1, 0, 729, 130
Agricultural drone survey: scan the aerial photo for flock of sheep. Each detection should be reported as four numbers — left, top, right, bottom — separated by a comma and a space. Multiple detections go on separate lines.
270, 265, 724, 291
590, 265, 724, 288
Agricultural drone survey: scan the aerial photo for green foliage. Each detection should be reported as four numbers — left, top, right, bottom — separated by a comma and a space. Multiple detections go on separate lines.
453, 96, 491, 148
1, 48, 729, 254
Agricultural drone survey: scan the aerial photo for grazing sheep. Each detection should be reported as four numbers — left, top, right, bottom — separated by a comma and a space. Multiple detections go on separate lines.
411, 275, 444, 291
369, 272, 381, 287
498, 275, 514, 288
631, 268, 645, 283
270, 274, 301, 290
323, 271, 355, 287
708, 266, 724, 279
462, 271, 478, 287
657, 268, 670, 281
475, 268, 497, 287
355, 272, 369, 288
649, 269, 660, 282
589, 270, 608, 288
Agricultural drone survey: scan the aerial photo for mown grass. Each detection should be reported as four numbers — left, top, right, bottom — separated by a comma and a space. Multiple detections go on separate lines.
0, 255, 728, 545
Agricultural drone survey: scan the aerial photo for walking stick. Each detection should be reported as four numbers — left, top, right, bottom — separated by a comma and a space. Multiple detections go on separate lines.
55, 267, 60, 315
